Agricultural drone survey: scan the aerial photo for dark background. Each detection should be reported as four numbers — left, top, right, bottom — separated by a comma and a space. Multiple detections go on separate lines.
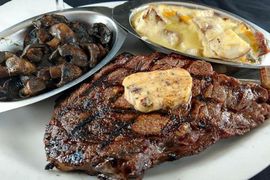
0, 0, 269, 179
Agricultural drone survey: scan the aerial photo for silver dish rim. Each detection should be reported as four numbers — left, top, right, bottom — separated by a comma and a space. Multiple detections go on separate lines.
0, 6, 127, 113
112, 0, 270, 69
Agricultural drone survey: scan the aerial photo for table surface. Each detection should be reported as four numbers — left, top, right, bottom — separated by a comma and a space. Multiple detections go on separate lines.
0, 0, 269, 179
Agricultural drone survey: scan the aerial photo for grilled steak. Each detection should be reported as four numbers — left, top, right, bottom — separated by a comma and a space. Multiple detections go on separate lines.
44, 52, 270, 179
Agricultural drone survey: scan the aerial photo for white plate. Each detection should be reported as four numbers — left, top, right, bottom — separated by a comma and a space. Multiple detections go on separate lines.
0, 2, 270, 180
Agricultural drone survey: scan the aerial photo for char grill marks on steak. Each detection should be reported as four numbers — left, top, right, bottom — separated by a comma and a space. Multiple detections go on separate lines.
44, 52, 270, 179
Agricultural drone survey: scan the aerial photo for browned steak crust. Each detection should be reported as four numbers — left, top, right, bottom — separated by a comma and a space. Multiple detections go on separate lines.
44, 52, 270, 179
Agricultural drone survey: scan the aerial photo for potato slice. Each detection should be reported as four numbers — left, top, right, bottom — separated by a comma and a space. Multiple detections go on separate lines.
209, 29, 251, 59
193, 17, 224, 40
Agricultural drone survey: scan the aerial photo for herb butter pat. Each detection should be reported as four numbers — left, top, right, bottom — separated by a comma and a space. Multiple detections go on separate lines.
122, 68, 192, 112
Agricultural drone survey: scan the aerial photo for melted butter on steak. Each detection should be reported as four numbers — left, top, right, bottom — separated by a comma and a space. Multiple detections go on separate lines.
122, 68, 192, 112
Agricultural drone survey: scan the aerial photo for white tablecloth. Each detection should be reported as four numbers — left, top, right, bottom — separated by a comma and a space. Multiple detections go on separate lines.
0, 0, 71, 32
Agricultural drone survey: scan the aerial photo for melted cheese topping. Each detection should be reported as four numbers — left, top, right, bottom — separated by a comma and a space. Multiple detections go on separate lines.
209, 29, 250, 59
122, 68, 192, 113
132, 4, 262, 63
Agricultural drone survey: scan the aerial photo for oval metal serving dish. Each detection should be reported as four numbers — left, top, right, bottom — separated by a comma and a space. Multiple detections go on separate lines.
113, 0, 270, 69
0, 6, 126, 113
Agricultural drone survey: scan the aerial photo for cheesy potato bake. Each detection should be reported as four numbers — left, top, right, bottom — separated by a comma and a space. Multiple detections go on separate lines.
132, 4, 268, 64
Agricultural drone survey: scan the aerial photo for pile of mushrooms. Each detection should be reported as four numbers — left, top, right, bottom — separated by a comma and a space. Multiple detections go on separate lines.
0, 14, 112, 101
